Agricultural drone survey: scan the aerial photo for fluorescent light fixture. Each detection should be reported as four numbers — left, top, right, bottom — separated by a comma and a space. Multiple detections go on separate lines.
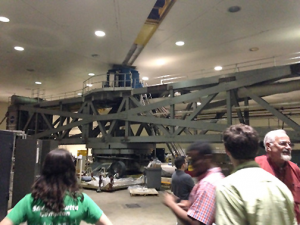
162, 81, 174, 84
155, 75, 171, 79
77, 93, 82, 96
88, 73, 95, 76
95, 31, 105, 37
214, 66, 223, 71
161, 76, 186, 82
86, 83, 93, 87
156, 59, 165, 65
35, 81, 42, 85
14, 46, 24, 51
175, 41, 184, 46
0, 17, 9, 22
142, 77, 149, 81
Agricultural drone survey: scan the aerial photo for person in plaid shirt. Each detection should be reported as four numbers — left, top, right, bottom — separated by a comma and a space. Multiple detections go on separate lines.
164, 141, 224, 225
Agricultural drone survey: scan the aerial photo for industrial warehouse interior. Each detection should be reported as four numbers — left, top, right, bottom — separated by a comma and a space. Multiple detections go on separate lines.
1, 0, 300, 224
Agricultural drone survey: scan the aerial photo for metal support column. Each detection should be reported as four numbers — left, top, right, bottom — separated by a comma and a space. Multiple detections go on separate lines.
226, 91, 232, 125
0, 131, 14, 220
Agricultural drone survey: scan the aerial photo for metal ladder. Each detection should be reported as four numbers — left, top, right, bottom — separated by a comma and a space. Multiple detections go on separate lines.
140, 91, 185, 159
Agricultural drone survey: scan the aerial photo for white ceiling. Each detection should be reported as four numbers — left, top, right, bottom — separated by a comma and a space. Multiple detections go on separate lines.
0, 0, 300, 102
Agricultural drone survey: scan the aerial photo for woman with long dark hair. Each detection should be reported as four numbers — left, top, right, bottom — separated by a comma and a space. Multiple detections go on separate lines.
0, 148, 113, 225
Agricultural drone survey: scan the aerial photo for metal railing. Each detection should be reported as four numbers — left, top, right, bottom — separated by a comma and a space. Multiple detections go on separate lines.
82, 73, 141, 95
11, 51, 300, 103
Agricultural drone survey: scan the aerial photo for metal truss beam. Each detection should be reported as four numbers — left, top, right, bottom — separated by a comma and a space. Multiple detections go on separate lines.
11, 64, 300, 146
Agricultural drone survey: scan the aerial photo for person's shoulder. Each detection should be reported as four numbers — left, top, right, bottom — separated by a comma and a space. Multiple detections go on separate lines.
219, 167, 266, 185
255, 155, 267, 163
81, 193, 91, 201
183, 172, 192, 178
201, 168, 224, 186
24, 193, 34, 202
288, 161, 300, 170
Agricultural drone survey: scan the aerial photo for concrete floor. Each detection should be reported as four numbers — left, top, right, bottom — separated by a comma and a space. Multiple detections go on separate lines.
81, 188, 176, 225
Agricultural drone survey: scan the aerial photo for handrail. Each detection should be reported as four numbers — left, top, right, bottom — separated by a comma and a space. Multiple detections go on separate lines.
17, 51, 300, 102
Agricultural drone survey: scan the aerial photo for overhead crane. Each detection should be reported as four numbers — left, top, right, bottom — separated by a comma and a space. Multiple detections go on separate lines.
6, 64, 300, 176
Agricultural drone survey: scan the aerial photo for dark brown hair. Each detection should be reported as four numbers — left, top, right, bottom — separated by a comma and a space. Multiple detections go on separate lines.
174, 156, 186, 169
223, 124, 259, 160
31, 148, 82, 212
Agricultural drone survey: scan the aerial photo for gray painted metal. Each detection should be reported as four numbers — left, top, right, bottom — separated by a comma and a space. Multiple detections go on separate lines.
0, 131, 14, 220
7, 64, 300, 147
242, 87, 300, 131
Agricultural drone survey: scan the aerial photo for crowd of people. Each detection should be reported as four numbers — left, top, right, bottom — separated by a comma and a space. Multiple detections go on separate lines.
0, 124, 299, 225
165, 124, 300, 225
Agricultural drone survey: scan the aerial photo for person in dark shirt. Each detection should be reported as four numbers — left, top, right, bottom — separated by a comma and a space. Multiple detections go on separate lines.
171, 156, 194, 202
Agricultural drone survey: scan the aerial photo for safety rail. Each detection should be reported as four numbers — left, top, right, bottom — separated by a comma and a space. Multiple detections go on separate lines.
157, 52, 300, 84
15, 51, 300, 103
82, 73, 141, 95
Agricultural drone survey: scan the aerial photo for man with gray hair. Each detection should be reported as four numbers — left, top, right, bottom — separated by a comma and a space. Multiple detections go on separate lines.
255, 129, 300, 224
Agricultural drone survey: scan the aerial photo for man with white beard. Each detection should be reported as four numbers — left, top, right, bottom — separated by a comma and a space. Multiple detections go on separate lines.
256, 129, 300, 224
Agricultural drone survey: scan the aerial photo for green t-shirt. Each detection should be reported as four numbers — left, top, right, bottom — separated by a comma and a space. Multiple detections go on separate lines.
7, 193, 103, 225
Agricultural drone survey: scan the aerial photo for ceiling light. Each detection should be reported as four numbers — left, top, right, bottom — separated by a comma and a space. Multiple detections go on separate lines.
86, 83, 93, 87
95, 31, 105, 37
175, 41, 184, 46
228, 6, 241, 13
163, 81, 174, 84
0, 17, 9, 22
161, 76, 185, 82
142, 77, 149, 80
88, 73, 95, 76
197, 102, 201, 106
14, 46, 24, 51
35, 81, 42, 85
214, 66, 223, 71
77, 93, 82, 96
155, 75, 171, 79
249, 47, 259, 52
156, 59, 165, 65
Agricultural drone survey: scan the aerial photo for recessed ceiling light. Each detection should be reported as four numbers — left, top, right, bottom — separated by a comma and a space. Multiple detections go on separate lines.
35, 81, 42, 85
175, 41, 184, 46
249, 47, 259, 52
95, 31, 105, 37
88, 73, 95, 76
214, 66, 223, 71
228, 6, 241, 13
0, 16, 9, 22
86, 83, 93, 87
197, 102, 201, 106
14, 46, 24, 51
156, 59, 165, 65
142, 77, 149, 80
77, 93, 82, 96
